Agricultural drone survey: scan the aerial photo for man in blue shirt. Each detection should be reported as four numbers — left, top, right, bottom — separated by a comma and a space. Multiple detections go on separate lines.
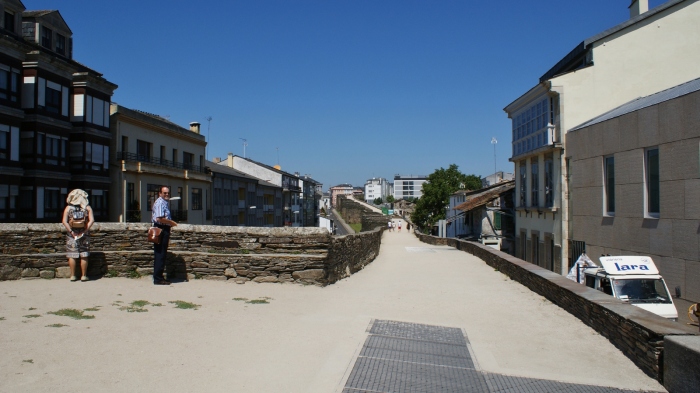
152, 186, 177, 285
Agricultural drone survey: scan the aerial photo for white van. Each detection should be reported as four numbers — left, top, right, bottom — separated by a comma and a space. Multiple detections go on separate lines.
582, 256, 678, 321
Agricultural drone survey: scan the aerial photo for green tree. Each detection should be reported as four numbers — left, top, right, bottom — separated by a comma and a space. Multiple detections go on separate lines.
386, 195, 395, 204
373, 197, 383, 205
411, 164, 480, 231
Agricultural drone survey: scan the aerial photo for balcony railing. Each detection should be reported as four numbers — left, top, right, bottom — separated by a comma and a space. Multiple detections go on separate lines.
171, 209, 188, 222
125, 210, 141, 222
117, 152, 208, 174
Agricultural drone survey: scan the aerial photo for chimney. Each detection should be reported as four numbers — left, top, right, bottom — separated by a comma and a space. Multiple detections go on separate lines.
212, 157, 221, 163
629, 0, 648, 18
189, 122, 201, 134
228, 152, 233, 158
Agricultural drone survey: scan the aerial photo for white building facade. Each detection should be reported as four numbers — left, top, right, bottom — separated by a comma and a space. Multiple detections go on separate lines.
393, 175, 427, 200
364, 177, 391, 202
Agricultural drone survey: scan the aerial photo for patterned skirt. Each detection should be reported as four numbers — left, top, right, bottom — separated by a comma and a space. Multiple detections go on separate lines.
66, 230, 90, 258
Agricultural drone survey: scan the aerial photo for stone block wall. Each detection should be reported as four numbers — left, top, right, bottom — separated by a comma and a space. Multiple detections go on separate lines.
0, 223, 382, 286
336, 195, 388, 232
414, 230, 699, 383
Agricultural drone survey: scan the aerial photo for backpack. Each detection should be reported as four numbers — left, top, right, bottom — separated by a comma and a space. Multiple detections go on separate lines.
69, 205, 87, 229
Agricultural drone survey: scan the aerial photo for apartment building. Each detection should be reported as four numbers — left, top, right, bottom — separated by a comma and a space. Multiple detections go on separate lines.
216, 154, 319, 227
504, 0, 700, 274
364, 177, 391, 202
109, 104, 210, 224
393, 175, 427, 200
0, 2, 117, 223
329, 183, 352, 207
208, 161, 282, 227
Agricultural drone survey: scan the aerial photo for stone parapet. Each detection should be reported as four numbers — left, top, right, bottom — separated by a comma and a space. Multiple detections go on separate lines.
414, 230, 699, 384
0, 223, 381, 286
336, 195, 387, 232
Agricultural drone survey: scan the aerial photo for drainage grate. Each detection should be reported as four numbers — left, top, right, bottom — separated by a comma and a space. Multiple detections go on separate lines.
343, 320, 653, 393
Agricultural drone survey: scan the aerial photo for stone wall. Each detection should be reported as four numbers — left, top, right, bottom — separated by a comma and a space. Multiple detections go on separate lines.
0, 223, 382, 286
414, 230, 699, 384
336, 195, 387, 232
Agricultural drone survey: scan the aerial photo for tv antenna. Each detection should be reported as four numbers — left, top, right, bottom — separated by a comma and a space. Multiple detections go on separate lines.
491, 137, 497, 175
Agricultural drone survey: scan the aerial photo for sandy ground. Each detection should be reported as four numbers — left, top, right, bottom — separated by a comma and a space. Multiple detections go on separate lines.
0, 220, 665, 393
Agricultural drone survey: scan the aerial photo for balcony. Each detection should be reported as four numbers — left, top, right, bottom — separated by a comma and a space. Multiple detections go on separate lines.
117, 152, 207, 174
263, 204, 274, 212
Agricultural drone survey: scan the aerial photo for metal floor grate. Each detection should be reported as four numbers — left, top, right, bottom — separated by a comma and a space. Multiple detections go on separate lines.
342, 320, 652, 393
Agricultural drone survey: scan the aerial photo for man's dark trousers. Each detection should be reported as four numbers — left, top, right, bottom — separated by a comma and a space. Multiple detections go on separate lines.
153, 225, 170, 282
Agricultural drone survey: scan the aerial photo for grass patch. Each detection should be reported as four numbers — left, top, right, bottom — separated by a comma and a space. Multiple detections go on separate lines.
106, 270, 119, 278
23, 359, 33, 363
46, 323, 68, 328
245, 298, 270, 304
232, 297, 248, 301
83, 307, 100, 312
349, 223, 362, 233
39, 249, 51, 254
28, 307, 37, 311
151, 303, 163, 307
118, 300, 152, 313
0, 317, 5, 321
240, 249, 250, 254
169, 300, 200, 310
128, 270, 141, 279
23, 314, 41, 318
48, 308, 95, 320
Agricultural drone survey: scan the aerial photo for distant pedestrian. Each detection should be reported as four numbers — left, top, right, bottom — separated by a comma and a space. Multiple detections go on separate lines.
398, 222, 402, 232
407, 223, 411, 232
388, 220, 392, 232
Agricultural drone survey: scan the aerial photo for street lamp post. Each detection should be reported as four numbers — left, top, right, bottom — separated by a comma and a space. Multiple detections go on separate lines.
491, 137, 497, 175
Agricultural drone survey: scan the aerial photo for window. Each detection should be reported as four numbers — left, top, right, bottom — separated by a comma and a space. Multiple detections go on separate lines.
531, 160, 539, 207
0, 184, 19, 220
4, 12, 15, 33
645, 148, 660, 217
90, 189, 108, 219
137, 140, 152, 161
45, 85, 61, 114
191, 188, 202, 210
56, 34, 66, 55
40, 26, 52, 49
146, 184, 161, 212
544, 154, 554, 208
519, 161, 526, 206
43, 188, 62, 219
183, 152, 194, 169
604, 156, 615, 215
0, 64, 20, 102
0, 127, 7, 159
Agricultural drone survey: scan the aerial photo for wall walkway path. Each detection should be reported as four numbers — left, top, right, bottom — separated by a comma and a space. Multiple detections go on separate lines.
0, 219, 666, 392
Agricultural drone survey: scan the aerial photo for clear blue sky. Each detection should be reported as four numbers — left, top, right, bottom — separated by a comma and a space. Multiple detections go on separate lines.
28, 0, 666, 189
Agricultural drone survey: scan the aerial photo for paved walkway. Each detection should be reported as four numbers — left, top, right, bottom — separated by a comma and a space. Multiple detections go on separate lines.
0, 221, 665, 392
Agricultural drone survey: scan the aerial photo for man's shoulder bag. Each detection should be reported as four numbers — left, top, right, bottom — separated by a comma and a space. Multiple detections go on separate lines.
148, 226, 163, 244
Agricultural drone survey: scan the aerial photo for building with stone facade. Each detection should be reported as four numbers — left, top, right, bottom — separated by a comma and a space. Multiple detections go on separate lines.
208, 160, 282, 227
109, 104, 210, 224
393, 174, 427, 200
0, 1, 117, 223
504, 0, 700, 274
567, 77, 700, 307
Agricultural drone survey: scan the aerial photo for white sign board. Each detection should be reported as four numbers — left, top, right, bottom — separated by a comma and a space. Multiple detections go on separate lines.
599, 256, 659, 275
